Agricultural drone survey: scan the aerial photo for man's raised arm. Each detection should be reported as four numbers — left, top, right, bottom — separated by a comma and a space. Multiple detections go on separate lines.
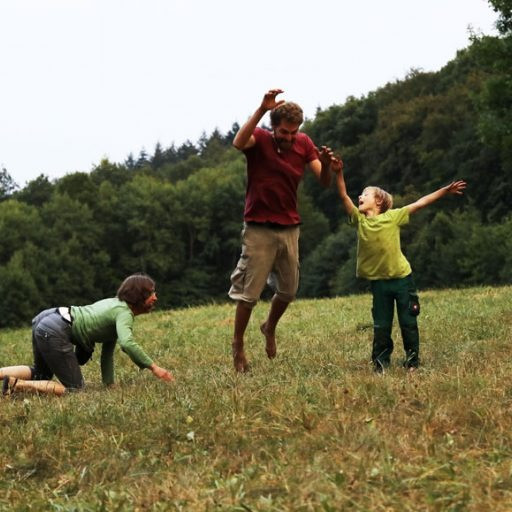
232, 89, 285, 150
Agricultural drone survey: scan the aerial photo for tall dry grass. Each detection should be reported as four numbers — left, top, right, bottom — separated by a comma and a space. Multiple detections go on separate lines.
1, 286, 511, 511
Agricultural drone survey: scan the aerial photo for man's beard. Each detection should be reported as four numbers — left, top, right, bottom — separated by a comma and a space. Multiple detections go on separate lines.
275, 138, 294, 151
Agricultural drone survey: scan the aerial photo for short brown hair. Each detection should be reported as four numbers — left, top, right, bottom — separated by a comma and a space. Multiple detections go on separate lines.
366, 186, 393, 213
270, 102, 304, 127
117, 273, 155, 308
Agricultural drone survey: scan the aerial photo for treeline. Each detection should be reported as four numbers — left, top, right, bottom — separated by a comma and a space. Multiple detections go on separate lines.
1, 2, 511, 328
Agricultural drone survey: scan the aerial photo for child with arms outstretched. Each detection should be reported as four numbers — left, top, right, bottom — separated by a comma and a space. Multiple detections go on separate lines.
333, 160, 466, 371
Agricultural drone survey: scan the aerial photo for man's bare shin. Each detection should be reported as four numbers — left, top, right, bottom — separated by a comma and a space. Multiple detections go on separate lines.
261, 296, 290, 359
233, 301, 253, 346
265, 296, 289, 333
232, 301, 253, 372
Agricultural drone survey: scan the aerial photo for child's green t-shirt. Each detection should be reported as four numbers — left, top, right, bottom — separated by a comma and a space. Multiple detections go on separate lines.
349, 206, 412, 280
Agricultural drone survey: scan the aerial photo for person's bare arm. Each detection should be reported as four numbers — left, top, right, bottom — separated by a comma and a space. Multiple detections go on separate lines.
232, 89, 285, 150
406, 180, 467, 214
332, 159, 356, 214
308, 146, 336, 187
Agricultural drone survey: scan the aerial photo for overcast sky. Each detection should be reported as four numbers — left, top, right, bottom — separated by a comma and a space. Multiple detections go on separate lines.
0, 0, 498, 186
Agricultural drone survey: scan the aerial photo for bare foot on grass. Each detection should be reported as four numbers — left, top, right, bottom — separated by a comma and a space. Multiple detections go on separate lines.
260, 322, 276, 359
232, 342, 249, 373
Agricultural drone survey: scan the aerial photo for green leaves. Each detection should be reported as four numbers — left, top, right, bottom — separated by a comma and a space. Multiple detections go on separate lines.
1, 22, 512, 325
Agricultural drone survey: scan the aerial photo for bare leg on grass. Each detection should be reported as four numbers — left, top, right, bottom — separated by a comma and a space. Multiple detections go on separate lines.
232, 301, 252, 372
261, 296, 289, 359
0, 365, 33, 380
3, 376, 66, 397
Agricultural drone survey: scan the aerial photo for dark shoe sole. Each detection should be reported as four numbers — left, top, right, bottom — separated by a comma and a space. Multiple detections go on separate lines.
2, 376, 18, 396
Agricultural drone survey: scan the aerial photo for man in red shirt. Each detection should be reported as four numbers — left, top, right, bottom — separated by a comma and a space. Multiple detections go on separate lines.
229, 89, 336, 372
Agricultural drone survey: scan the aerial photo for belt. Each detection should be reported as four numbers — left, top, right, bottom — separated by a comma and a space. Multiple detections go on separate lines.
57, 306, 73, 325
246, 221, 300, 230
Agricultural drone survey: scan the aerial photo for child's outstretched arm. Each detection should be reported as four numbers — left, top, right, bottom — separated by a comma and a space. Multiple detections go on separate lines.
406, 180, 467, 214
333, 159, 356, 214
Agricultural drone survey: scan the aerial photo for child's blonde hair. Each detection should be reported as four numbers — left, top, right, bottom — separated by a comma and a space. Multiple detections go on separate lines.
365, 186, 393, 213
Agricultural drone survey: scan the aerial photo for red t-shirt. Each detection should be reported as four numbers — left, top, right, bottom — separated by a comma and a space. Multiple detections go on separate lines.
243, 127, 319, 225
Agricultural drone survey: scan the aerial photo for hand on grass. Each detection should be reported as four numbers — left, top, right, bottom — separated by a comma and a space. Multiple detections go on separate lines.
150, 363, 175, 382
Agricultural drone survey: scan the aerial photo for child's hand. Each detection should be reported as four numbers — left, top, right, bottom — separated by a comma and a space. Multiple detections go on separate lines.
331, 158, 344, 174
318, 145, 336, 167
444, 180, 467, 195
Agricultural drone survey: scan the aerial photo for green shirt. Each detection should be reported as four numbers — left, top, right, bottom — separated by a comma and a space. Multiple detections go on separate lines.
349, 206, 412, 280
70, 298, 153, 386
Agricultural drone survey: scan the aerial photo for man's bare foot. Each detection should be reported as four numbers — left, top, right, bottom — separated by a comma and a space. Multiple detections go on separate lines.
232, 342, 249, 373
260, 322, 276, 359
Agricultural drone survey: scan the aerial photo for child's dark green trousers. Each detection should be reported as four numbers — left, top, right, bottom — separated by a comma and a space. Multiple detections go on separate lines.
370, 274, 420, 370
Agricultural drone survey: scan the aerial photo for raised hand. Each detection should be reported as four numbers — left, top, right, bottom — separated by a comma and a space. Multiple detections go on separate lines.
260, 89, 285, 111
331, 157, 344, 174
318, 145, 337, 167
444, 180, 467, 195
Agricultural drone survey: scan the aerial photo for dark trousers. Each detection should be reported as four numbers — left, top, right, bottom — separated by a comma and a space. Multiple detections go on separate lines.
31, 308, 84, 389
370, 274, 420, 370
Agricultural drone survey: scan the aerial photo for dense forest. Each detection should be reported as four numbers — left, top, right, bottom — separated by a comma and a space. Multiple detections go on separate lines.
1, 0, 511, 328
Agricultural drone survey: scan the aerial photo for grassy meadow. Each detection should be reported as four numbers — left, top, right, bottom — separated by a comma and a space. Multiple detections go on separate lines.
1, 286, 512, 511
